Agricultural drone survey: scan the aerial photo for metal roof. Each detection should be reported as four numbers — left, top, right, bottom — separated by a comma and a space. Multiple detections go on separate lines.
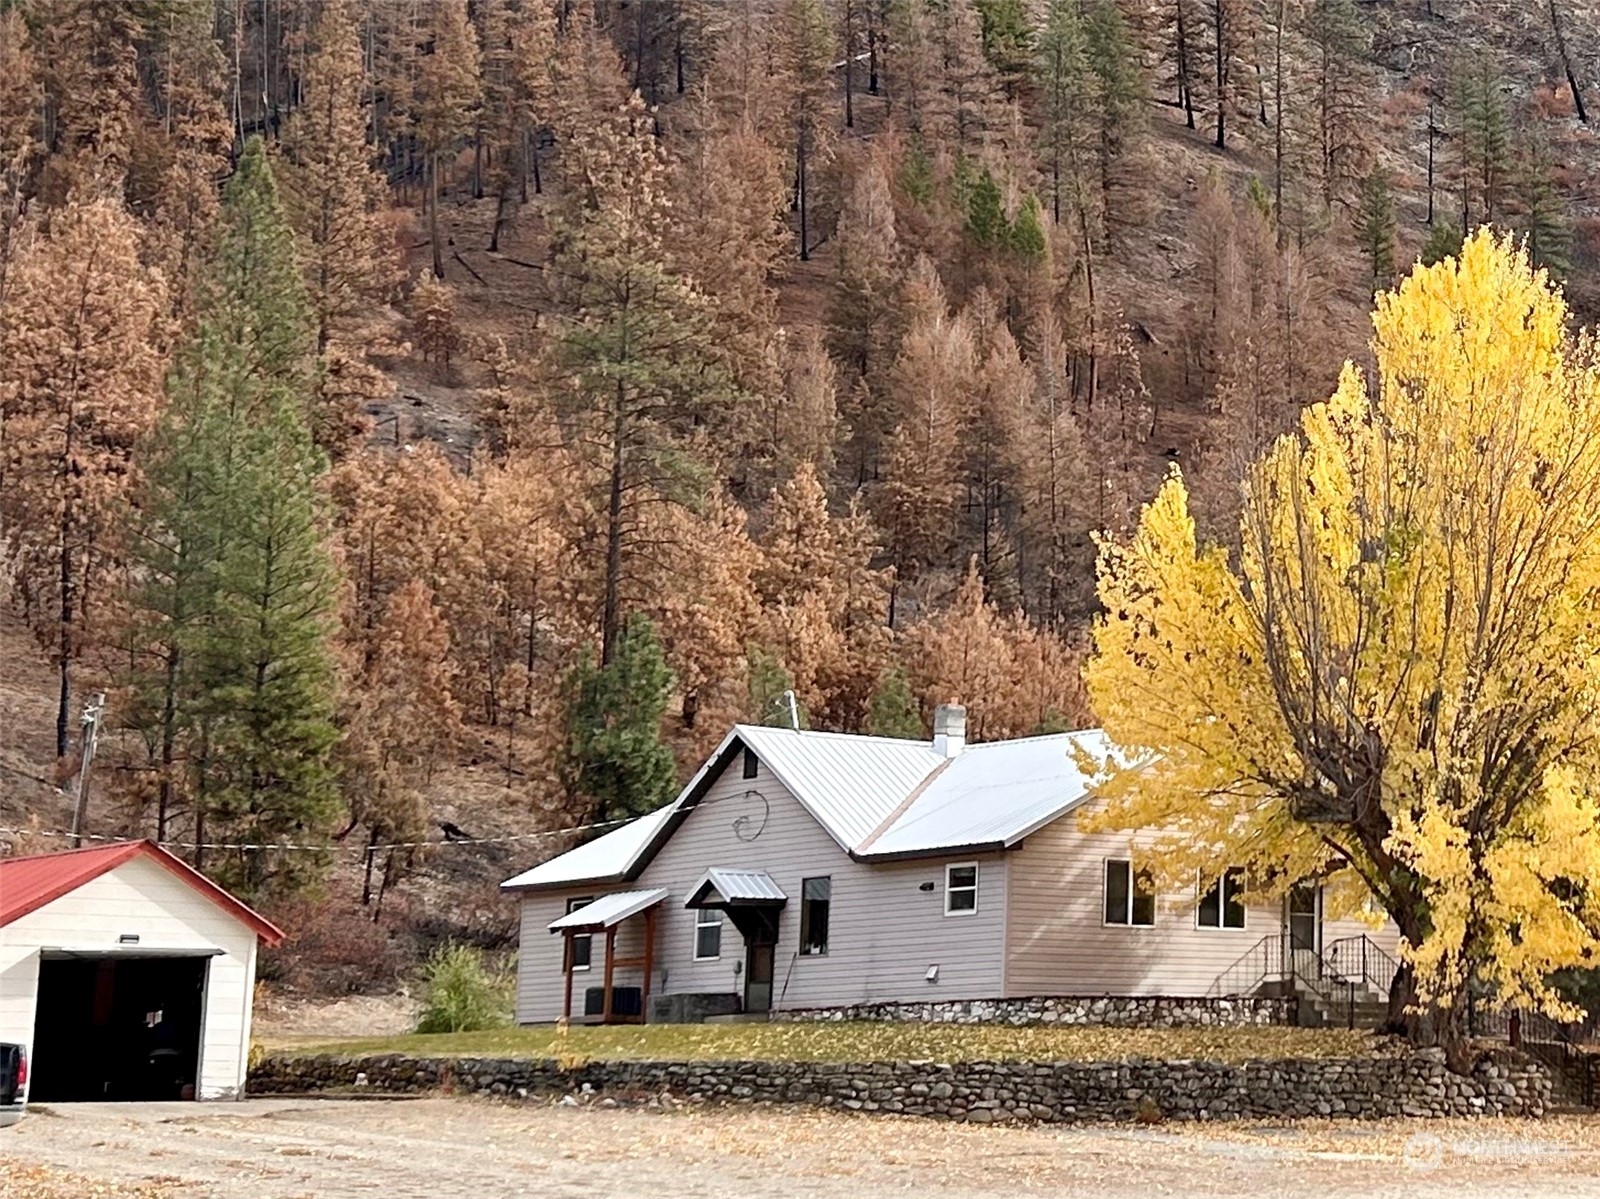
501, 804, 676, 891
685, 868, 787, 906
861, 730, 1115, 857
546, 888, 668, 933
0, 840, 284, 944
734, 725, 945, 850
503, 724, 1123, 891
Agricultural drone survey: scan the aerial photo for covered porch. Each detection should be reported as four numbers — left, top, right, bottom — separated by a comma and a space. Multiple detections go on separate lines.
684, 868, 787, 1014
548, 887, 666, 1025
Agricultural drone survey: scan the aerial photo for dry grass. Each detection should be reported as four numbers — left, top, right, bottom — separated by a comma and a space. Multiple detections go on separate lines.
274, 1020, 1388, 1065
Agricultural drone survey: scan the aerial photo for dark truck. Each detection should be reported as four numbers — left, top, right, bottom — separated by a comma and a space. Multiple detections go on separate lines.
0, 1043, 26, 1126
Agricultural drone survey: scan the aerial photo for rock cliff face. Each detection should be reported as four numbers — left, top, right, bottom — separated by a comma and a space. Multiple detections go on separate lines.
251, 1048, 1550, 1122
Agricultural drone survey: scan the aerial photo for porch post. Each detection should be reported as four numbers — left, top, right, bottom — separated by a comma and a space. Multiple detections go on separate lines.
562, 930, 575, 1021
640, 906, 657, 1023
602, 926, 617, 1023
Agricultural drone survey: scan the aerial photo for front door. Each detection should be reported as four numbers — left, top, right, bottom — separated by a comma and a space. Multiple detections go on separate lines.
744, 941, 774, 1013
1286, 883, 1321, 953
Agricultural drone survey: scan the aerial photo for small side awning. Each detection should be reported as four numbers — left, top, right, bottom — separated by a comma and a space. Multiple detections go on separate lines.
684, 868, 787, 908
547, 887, 668, 934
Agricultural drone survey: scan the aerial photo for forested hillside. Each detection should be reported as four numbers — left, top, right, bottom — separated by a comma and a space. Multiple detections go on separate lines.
0, 0, 1597, 964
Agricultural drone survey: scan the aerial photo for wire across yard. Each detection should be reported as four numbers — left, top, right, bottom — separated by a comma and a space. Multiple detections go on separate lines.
271, 1021, 1388, 1065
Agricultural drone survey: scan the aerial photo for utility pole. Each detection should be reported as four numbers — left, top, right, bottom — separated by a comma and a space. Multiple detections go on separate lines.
68, 693, 106, 848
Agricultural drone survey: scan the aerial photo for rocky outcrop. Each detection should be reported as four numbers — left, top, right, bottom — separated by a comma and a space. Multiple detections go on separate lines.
250, 1048, 1549, 1121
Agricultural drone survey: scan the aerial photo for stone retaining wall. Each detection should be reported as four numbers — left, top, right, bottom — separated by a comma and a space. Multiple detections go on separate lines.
769, 995, 1290, 1028
250, 1049, 1549, 1122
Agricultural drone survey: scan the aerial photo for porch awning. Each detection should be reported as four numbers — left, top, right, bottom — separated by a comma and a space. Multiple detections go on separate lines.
547, 887, 668, 934
684, 868, 787, 908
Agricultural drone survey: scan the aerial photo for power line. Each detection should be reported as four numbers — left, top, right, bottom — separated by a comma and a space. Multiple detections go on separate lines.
0, 813, 635, 855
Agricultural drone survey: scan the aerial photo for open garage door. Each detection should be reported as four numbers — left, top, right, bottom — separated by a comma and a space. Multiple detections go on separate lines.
29, 952, 212, 1102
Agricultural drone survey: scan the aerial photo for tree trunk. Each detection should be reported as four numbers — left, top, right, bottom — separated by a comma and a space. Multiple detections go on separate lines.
601, 381, 627, 666
55, 523, 72, 760
1176, 0, 1195, 129
430, 153, 444, 279
157, 642, 179, 843
1549, 0, 1588, 123
1214, 1, 1227, 150
843, 0, 855, 128
797, 130, 810, 261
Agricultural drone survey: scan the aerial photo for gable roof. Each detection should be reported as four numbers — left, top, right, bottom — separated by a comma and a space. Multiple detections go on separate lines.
0, 840, 285, 945
500, 802, 676, 891
502, 724, 1118, 893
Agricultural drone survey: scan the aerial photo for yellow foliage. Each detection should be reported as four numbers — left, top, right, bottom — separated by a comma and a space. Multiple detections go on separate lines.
1085, 232, 1600, 1028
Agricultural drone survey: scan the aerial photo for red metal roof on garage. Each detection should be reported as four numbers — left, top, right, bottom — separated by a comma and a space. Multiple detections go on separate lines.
0, 840, 284, 944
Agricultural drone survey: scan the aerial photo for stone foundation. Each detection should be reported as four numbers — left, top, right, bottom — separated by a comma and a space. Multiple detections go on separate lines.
250, 1049, 1549, 1122
769, 995, 1291, 1028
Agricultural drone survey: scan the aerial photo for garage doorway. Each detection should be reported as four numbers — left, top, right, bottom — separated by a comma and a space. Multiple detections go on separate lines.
30, 954, 210, 1102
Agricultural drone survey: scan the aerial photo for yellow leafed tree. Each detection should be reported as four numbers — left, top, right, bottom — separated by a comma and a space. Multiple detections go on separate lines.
1084, 232, 1600, 1066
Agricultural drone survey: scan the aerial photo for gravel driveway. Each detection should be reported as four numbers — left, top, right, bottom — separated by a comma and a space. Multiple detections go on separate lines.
8, 1096, 1600, 1199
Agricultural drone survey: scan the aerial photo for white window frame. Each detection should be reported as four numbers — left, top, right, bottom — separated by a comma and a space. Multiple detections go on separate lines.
1102, 858, 1156, 928
944, 862, 979, 917
565, 897, 594, 971
1196, 868, 1247, 931
693, 907, 723, 961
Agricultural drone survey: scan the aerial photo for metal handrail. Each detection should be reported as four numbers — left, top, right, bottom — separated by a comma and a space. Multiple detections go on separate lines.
1322, 934, 1400, 999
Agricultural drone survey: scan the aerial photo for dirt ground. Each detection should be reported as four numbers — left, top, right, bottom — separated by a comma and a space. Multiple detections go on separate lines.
8, 1097, 1600, 1199
250, 993, 421, 1048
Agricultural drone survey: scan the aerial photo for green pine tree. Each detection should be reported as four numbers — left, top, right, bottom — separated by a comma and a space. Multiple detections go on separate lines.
1083, 0, 1143, 233
965, 167, 1008, 248
745, 644, 807, 728
1453, 56, 1511, 223
1518, 132, 1572, 281
973, 0, 1032, 83
1009, 193, 1048, 261
560, 616, 679, 824
900, 135, 936, 208
1419, 218, 1464, 267
1034, 0, 1090, 226
867, 667, 924, 739
1355, 168, 1397, 295
125, 138, 340, 900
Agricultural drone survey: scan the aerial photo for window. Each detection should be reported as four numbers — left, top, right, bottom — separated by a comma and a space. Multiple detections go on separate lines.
743, 747, 759, 779
1197, 868, 1246, 929
565, 897, 593, 970
944, 863, 978, 916
800, 876, 831, 955
1104, 860, 1156, 926
694, 908, 723, 960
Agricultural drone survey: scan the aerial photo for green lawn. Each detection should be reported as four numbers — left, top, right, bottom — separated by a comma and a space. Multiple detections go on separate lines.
269, 1021, 1388, 1066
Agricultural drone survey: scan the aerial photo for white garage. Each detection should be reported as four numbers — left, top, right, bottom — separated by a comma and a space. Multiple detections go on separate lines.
0, 839, 283, 1102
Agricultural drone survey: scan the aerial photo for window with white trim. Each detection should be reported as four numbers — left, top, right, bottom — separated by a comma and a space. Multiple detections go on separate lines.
944, 863, 978, 915
1197, 868, 1246, 929
1104, 859, 1156, 926
565, 897, 593, 970
694, 907, 723, 960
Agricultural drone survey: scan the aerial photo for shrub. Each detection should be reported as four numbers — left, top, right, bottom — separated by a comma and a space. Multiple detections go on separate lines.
415, 942, 513, 1034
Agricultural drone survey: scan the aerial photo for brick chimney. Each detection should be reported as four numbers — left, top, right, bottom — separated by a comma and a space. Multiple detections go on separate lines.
932, 703, 967, 758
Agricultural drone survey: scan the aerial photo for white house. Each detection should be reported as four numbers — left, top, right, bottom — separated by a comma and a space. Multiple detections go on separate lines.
503, 706, 1401, 1025
0, 840, 283, 1102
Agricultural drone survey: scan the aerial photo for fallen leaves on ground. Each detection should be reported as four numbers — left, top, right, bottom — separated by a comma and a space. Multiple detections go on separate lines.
0, 1163, 181, 1199
279, 1021, 1388, 1065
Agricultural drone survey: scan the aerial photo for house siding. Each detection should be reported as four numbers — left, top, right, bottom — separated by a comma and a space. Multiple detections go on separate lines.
514, 758, 1008, 1023
1003, 803, 1402, 998
0, 855, 261, 1099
